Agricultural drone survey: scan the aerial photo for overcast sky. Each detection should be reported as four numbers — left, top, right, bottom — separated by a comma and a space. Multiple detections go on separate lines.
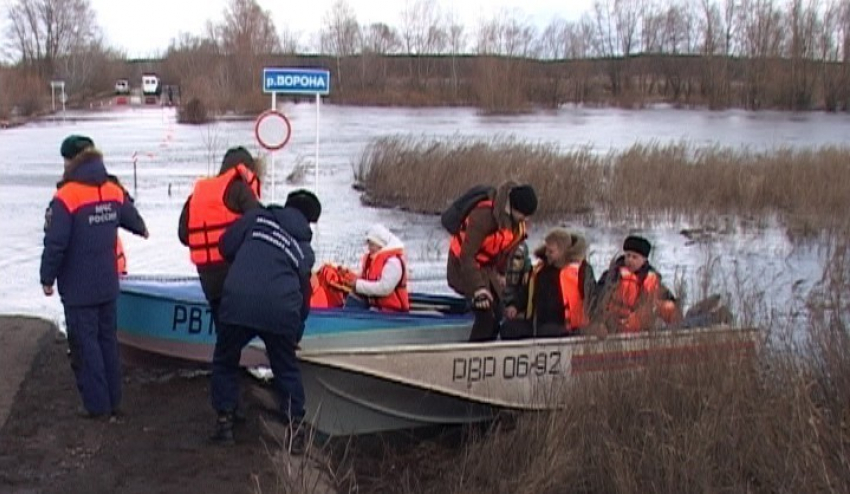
0, 0, 597, 58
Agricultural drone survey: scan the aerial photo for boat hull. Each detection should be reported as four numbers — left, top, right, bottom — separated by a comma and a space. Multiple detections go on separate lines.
301, 361, 497, 436
299, 326, 759, 436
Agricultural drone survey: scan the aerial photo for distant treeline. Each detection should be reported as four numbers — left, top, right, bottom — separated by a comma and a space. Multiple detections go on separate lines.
2, 0, 850, 119
2, 53, 848, 120
166, 52, 850, 116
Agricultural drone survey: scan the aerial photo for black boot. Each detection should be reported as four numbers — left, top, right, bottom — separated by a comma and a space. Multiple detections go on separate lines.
288, 425, 307, 456
233, 407, 247, 424
210, 412, 235, 445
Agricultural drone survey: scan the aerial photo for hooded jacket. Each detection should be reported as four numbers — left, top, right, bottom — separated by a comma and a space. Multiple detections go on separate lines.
51, 173, 135, 275
40, 151, 147, 306
217, 205, 315, 339
447, 181, 525, 298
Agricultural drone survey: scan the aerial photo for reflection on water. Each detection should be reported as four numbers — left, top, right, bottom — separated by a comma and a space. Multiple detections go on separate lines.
0, 105, 847, 322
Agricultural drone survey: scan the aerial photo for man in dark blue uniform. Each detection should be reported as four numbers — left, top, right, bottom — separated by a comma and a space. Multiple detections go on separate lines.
209, 189, 321, 453
40, 135, 148, 418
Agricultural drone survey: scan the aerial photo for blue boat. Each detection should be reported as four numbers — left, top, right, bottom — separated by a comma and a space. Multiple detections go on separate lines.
117, 275, 474, 367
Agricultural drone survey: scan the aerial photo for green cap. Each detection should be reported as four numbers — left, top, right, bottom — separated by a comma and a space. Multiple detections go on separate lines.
60, 135, 94, 160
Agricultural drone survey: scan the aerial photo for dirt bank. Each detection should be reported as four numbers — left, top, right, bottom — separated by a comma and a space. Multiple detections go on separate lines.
0, 317, 52, 429
0, 316, 329, 494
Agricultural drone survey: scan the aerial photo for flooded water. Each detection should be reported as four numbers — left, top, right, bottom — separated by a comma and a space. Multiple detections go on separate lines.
1, 104, 848, 325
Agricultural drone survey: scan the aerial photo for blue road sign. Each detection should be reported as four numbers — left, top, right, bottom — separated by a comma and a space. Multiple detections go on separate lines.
263, 68, 331, 95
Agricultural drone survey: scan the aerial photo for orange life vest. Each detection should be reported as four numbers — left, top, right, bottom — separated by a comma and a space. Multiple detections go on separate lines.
309, 264, 356, 308
56, 181, 126, 213
360, 248, 410, 312
527, 261, 588, 333
187, 165, 260, 265
609, 266, 660, 333
448, 200, 527, 270
116, 236, 127, 275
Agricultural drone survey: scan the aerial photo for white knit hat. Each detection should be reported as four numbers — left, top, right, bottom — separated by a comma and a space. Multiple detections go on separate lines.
365, 224, 392, 247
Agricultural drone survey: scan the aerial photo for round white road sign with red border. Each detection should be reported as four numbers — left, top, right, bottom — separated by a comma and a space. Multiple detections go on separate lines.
254, 110, 292, 151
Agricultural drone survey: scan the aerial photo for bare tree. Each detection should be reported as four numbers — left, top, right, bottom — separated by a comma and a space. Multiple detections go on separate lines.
474, 9, 537, 113
818, 0, 849, 110
0, 31, 13, 64
320, 0, 360, 93
536, 16, 599, 106
642, 2, 665, 53
662, 1, 698, 54
445, 11, 466, 100
537, 18, 593, 60
162, 32, 220, 106
639, 1, 664, 101
593, 0, 625, 96
721, 0, 739, 105
737, 0, 784, 108
656, 1, 699, 102
537, 17, 571, 106
699, 0, 723, 56
321, 0, 359, 57
785, 0, 820, 109
202, 0, 279, 111
59, 36, 117, 96
475, 9, 537, 57
213, 0, 280, 56
571, 17, 598, 102
361, 22, 399, 54
164, 33, 218, 77
400, 0, 441, 55
359, 22, 399, 89
399, 0, 445, 87
696, 0, 728, 107
6, 0, 100, 77
279, 25, 303, 54
445, 16, 467, 54
616, 0, 643, 56
539, 18, 567, 60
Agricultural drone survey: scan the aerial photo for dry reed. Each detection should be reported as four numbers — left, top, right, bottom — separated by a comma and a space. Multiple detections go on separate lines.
266, 238, 850, 493
355, 137, 850, 235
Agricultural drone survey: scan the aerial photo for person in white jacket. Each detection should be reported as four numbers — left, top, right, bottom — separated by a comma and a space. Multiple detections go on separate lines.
343, 224, 410, 312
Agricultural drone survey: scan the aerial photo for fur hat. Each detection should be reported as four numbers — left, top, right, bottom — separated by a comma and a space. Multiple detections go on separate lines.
623, 235, 651, 258
220, 146, 255, 173
509, 184, 538, 216
535, 228, 587, 266
60, 135, 94, 160
285, 189, 321, 223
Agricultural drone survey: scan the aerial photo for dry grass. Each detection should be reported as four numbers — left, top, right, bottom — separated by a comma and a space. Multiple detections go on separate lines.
266, 238, 850, 494
0, 68, 46, 118
285, 155, 313, 185
296, 332, 850, 493
355, 137, 850, 234
255, 419, 338, 494
354, 136, 603, 216
177, 97, 210, 125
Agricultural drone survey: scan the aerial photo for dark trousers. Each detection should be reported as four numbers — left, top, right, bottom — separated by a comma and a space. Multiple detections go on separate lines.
208, 297, 221, 333
468, 292, 503, 342
64, 301, 121, 415
210, 323, 305, 422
